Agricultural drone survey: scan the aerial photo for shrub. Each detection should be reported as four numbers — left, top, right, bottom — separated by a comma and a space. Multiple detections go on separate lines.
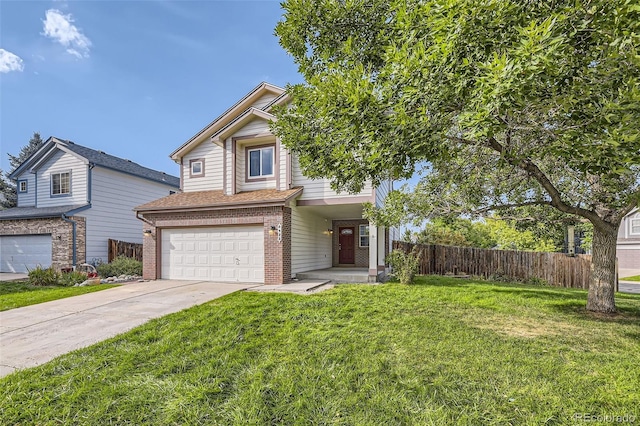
27, 266, 60, 286
97, 256, 142, 278
60, 271, 88, 287
386, 248, 421, 284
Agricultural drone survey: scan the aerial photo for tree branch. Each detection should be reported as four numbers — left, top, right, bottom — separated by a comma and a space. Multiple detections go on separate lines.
619, 192, 640, 221
471, 200, 552, 215
446, 135, 608, 228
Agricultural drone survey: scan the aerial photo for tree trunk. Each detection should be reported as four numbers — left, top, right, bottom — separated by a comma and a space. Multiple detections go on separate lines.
586, 223, 618, 313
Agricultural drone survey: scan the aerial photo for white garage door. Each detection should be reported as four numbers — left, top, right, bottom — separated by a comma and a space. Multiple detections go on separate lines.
0, 234, 52, 273
161, 226, 264, 283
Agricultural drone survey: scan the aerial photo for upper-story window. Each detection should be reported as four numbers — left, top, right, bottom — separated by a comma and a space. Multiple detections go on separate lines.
247, 145, 274, 180
631, 218, 640, 235
51, 171, 71, 196
190, 159, 205, 178
18, 180, 28, 193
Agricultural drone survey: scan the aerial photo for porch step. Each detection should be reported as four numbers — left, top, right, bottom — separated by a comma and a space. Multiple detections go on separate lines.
247, 279, 330, 294
296, 271, 371, 284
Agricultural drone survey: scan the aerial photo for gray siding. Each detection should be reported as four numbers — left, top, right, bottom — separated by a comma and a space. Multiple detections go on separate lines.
15, 172, 36, 207
375, 179, 392, 208
618, 210, 640, 241
36, 150, 88, 207
79, 167, 176, 263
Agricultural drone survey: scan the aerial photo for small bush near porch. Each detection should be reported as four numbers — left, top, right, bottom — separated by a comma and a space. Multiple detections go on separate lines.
1, 276, 639, 424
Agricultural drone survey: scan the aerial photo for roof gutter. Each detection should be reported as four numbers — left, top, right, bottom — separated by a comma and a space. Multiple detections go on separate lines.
135, 188, 303, 215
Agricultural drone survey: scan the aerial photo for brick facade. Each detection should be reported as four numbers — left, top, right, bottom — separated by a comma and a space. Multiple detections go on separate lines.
332, 219, 370, 267
0, 216, 86, 270
140, 206, 291, 284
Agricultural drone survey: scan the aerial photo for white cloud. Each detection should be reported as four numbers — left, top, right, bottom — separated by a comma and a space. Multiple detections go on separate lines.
42, 9, 91, 58
0, 49, 24, 73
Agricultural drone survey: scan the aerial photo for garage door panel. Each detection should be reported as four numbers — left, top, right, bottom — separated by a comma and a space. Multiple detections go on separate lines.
162, 226, 264, 283
0, 235, 52, 273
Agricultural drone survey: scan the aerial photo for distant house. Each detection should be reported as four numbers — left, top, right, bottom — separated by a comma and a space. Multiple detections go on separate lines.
0, 137, 180, 273
617, 209, 640, 269
135, 82, 399, 285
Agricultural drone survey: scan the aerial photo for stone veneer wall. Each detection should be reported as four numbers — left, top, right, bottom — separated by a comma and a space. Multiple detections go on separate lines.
141, 206, 291, 285
332, 219, 370, 267
0, 216, 86, 270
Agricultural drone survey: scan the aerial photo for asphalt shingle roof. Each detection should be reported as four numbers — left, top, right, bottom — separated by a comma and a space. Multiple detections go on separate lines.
59, 139, 180, 187
0, 204, 89, 220
135, 188, 303, 212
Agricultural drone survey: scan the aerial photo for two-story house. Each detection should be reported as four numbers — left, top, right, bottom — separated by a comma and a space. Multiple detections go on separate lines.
617, 208, 640, 269
135, 82, 398, 285
0, 137, 180, 273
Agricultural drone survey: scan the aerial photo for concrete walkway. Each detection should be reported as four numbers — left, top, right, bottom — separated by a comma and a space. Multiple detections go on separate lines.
0, 280, 257, 377
0, 273, 28, 282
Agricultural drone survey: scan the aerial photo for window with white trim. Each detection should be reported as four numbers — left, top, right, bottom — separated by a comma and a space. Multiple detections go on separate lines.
190, 159, 204, 177
359, 224, 370, 247
18, 180, 27, 193
248, 146, 274, 178
51, 172, 70, 196
631, 218, 640, 235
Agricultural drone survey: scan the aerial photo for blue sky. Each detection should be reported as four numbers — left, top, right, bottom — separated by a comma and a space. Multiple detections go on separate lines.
0, 0, 303, 177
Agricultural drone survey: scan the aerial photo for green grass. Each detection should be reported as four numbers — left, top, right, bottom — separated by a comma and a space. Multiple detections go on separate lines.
621, 275, 640, 282
0, 281, 118, 311
1, 276, 639, 425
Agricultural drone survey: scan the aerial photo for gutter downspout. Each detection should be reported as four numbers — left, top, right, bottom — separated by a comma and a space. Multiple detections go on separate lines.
136, 211, 154, 226
61, 164, 94, 270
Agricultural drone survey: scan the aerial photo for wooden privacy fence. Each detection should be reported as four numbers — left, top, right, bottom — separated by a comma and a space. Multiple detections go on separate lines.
108, 239, 143, 262
392, 241, 592, 289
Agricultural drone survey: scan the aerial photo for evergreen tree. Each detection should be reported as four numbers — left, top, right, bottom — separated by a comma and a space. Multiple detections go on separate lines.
1, 132, 45, 208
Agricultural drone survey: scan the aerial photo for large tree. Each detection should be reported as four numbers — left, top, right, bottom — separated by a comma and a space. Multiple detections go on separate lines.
1, 132, 45, 208
273, 0, 640, 312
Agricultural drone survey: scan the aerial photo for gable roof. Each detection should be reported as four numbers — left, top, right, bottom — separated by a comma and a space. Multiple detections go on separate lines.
169, 82, 285, 160
10, 137, 180, 188
211, 108, 276, 144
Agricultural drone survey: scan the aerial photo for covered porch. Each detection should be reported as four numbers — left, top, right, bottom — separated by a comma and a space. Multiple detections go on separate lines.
290, 201, 389, 282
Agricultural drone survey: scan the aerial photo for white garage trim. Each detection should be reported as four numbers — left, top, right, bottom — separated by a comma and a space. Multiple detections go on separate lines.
161, 226, 264, 283
0, 234, 52, 273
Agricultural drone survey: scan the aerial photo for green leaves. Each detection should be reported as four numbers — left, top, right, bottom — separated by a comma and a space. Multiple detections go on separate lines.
274, 0, 640, 222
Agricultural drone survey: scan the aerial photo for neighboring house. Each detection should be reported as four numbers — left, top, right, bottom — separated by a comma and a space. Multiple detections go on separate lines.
617, 208, 640, 269
0, 137, 180, 273
135, 82, 399, 285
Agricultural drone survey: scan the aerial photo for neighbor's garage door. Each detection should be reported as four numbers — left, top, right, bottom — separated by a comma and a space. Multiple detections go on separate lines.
618, 248, 640, 269
0, 234, 52, 273
161, 226, 264, 283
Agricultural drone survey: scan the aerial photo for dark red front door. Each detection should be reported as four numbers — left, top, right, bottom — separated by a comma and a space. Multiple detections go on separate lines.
338, 227, 355, 264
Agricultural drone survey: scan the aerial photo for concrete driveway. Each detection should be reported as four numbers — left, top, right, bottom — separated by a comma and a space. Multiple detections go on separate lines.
0, 273, 28, 282
0, 280, 258, 378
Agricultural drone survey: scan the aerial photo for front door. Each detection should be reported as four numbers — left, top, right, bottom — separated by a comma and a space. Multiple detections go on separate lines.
338, 227, 355, 264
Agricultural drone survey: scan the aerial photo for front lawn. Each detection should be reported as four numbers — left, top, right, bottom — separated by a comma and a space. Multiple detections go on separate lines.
1, 276, 639, 424
0, 281, 118, 311
621, 275, 640, 282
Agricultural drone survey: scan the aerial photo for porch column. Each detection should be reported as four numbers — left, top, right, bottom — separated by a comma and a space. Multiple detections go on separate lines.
377, 225, 386, 272
368, 221, 378, 281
